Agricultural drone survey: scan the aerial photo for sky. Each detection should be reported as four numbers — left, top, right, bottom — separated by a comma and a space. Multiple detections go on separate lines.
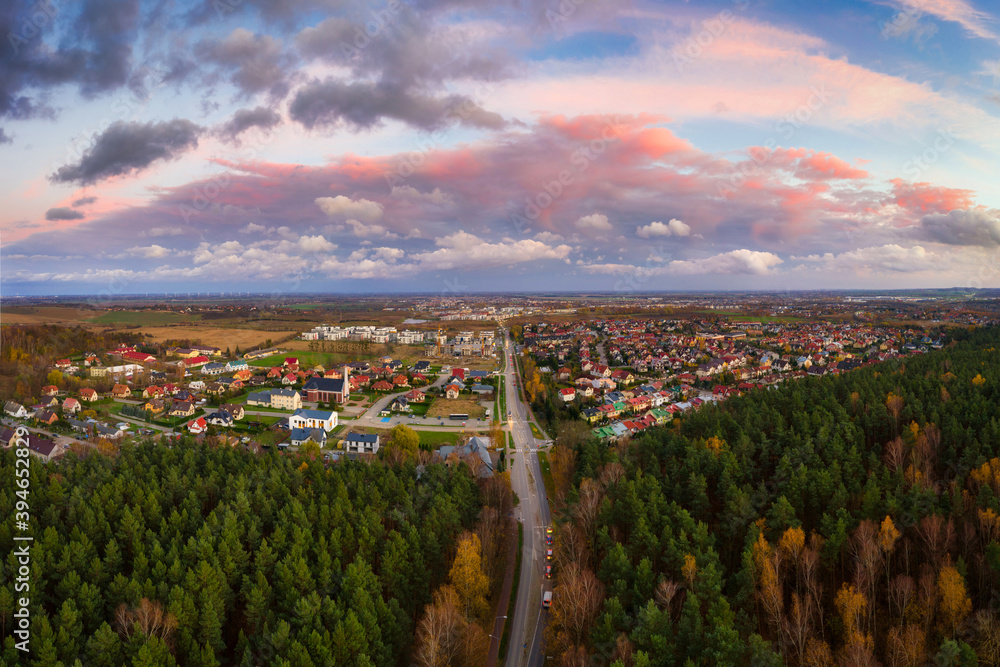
2, 0, 1000, 296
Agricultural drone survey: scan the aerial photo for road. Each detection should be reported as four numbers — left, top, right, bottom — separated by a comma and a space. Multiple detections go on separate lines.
503, 329, 552, 667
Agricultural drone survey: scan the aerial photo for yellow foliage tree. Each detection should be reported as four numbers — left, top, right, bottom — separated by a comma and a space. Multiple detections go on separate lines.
938, 562, 972, 637
778, 526, 806, 566
705, 436, 725, 457
973, 374, 987, 386
682, 554, 697, 587
833, 583, 867, 645
449, 532, 490, 625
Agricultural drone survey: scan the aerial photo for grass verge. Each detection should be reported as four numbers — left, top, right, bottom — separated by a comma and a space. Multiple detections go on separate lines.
537, 450, 556, 499
498, 522, 523, 664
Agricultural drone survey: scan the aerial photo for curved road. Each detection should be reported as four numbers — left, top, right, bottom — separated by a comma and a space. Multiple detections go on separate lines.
502, 329, 553, 667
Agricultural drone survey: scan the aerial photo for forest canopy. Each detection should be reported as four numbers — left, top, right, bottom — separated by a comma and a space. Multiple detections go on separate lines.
547, 326, 1000, 665
0, 444, 482, 666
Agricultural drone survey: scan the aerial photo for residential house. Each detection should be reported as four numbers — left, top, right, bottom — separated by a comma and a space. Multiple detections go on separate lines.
95, 424, 125, 440
187, 417, 208, 434
392, 374, 410, 387
187, 380, 206, 391
405, 388, 426, 402
445, 384, 461, 399
471, 384, 494, 395
226, 360, 249, 372
169, 401, 195, 418
26, 435, 60, 462
35, 410, 59, 425
385, 396, 409, 413
55, 358, 72, 370
62, 397, 81, 414
221, 403, 245, 420
437, 436, 494, 477
143, 385, 165, 399
205, 411, 234, 428
343, 432, 380, 455
0, 427, 19, 448
202, 362, 227, 376
290, 427, 327, 447
143, 399, 166, 415
41, 385, 59, 397
582, 407, 602, 424
282, 373, 298, 385
4, 402, 29, 418
79, 388, 99, 402
289, 408, 338, 431
111, 384, 132, 399
283, 357, 299, 370
205, 383, 226, 396
40, 396, 59, 408
559, 388, 576, 403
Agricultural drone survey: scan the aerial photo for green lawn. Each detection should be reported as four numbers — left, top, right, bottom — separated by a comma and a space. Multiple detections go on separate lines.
530, 422, 544, 439
86, 311, 201, 325
416, 430, 463, 449
247, 351, 329, 368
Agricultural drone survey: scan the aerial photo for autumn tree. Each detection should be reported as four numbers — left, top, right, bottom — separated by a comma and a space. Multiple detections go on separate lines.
384, 424, 420, 462
938, 561, 972, 638
449, 532, 490, 625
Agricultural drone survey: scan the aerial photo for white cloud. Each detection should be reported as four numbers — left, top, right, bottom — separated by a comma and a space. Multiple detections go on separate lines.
414, 235, 572, 270
667, 249, 783, 275
534, 231, 565, 243
636, 219, 691, 238
373, 246, 406, 261
346, 219, 398, 238
798, 244, 937, 272
127, 244, 171, 258
296, 235, 338, 253
575, 213, 613, 233
315, 195, 384, 221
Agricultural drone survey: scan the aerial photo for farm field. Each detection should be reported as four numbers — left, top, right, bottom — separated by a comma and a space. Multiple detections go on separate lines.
1, 306, 94, 324
426, 396, 485, 419
136, 326, 299, 349
87, 311, 203, 325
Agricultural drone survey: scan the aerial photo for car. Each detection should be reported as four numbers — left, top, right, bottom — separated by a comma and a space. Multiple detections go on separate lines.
546, 549, 553, 560
545, 526, 553, 535
542, 591, 552, 608
546, 535, 553, 545
545, 565, 552, 578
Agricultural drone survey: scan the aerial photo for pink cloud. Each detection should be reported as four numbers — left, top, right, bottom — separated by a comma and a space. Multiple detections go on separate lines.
891, 178, 976, 215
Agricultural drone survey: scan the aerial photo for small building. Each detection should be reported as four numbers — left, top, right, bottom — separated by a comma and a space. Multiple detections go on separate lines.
26, 435, 60, 462
62, 397, 81, 414
111, 384, 131, 399
343, 432, 380, 455
79, 388, 99, 402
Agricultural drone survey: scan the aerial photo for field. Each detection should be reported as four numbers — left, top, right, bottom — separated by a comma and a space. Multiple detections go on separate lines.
426, 397, 486, 419
136, 326, 299, 349
87, 311, 203, 325
1, 306, 94, 325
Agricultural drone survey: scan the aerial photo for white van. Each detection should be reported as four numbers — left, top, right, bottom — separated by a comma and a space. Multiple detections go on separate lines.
542, 591, 552, 608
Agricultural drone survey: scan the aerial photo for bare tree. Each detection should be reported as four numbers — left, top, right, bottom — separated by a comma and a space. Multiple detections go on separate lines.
784, 592, 814, 664
415, 586, 464, 667
574, 478, 604, 552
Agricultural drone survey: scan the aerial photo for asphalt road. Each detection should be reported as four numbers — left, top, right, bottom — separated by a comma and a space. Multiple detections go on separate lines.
503, 331, 553, 667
